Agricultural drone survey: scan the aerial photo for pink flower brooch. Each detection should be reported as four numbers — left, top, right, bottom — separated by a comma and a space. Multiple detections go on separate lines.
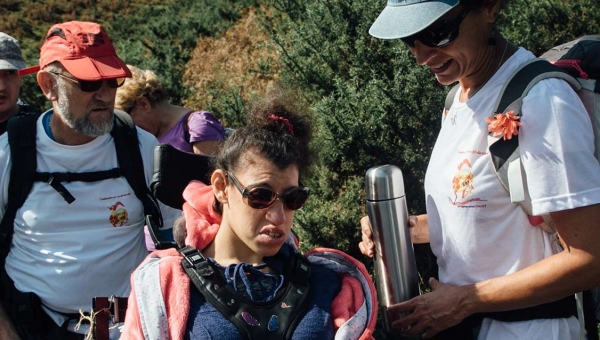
485, 110, 522, 140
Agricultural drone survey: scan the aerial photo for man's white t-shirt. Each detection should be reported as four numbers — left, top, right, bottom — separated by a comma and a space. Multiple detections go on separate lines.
0, 111, 180, 330
424, 48, 600, 339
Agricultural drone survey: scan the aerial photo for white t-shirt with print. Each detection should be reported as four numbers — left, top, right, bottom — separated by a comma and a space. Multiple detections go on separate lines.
0, 111, 180, 330
424, 48, 600, 339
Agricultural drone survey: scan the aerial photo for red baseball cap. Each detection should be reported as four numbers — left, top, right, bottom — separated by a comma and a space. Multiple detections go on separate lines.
39, 21, 131, 81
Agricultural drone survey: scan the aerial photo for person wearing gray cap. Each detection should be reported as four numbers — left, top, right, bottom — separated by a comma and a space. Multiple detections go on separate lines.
0, 32, 29, 134
360, 0, 600, 339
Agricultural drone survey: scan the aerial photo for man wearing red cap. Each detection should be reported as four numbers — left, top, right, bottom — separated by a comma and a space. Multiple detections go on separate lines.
0, 21, 180, 339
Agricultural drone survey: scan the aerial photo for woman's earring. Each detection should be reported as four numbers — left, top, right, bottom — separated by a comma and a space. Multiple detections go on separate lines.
488, 14, 497, 46
488, 21, 497, 45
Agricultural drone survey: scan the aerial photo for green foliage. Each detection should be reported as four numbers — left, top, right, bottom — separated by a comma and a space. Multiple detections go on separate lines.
114, 0, 258, 105
500, 0, 600, 55
1, 0, 257, 111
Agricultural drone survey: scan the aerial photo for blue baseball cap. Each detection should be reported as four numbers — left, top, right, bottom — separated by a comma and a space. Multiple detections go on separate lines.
369, 0, 460, 40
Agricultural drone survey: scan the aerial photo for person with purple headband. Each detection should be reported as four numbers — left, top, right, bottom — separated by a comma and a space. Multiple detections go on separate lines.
359, 0, 600, 339
116, 65, 226, 156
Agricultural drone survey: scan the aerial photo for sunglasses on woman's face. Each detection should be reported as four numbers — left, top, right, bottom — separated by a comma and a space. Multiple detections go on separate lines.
48, 71, 125, 92
227, 172, 310, 211
401, 7, 469, 48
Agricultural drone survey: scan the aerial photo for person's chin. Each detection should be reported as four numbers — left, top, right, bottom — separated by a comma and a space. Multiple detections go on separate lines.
257, 238, 286, 257
430, 60, 457, 85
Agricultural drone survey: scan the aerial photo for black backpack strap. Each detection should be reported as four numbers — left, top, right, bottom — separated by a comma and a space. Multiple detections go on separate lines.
180, 246, 312, 340
489, 59, 578, 171
0, 113, 41, 258
111, 110, 176, 250
444, 83, 460, 113
495, 60, 570, 113
34, 169, 122, 204
16, 103, 39, 116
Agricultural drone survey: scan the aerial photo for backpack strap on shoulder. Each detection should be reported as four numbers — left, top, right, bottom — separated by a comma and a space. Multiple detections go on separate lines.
443, 83, 461, 124
16, 103, 39, 116
489, 59, 579, 226
179, 246, 312, 340
0, 113, 41, 256
494, 59, 581, 116
111, 110, 175, 250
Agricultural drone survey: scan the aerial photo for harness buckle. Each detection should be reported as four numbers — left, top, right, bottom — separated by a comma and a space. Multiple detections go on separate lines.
180, 246, 214, 276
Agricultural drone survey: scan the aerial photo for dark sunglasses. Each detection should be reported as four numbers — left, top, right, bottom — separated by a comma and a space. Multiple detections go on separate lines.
227, 172, 310, 211
48, 71, 125, 92
401, 7, 469, 48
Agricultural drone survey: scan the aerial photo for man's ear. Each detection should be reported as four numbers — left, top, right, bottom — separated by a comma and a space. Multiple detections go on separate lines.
37, 71, 57, 101
211, 170, 228, 204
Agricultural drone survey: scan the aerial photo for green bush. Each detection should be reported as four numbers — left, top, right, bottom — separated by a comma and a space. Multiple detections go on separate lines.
1, 0, 257, 111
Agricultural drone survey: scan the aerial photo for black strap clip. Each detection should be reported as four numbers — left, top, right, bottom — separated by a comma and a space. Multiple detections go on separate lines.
179, 246, 214, 276
47, 175, 75, 204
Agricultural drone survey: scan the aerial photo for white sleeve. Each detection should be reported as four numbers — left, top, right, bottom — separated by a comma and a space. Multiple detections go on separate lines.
520, 77, 600, 215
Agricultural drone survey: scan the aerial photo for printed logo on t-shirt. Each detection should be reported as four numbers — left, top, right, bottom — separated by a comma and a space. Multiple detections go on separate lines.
449, 159, 487, 208
108, 201, 129, 227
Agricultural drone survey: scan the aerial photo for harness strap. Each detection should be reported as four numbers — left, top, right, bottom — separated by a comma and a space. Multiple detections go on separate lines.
34, 168, 122, 183
34, 168, 123, 204
112, 111, 172, 250
179, 246, 312, 340
0, 112, 39, 257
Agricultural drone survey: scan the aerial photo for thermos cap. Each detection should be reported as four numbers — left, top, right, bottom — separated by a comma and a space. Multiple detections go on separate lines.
365, 165, 405, 201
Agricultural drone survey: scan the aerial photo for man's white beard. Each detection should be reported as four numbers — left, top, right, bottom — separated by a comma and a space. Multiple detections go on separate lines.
54, 81, 113, 137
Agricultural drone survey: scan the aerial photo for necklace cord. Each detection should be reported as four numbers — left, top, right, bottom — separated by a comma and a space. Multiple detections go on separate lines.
468, 40, 509, 99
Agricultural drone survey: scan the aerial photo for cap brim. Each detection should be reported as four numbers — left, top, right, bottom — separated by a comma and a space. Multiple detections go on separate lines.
18, 65, 40, 76
0, 59, 26, 71
369, 0, 460, 40
60, 55, 132, 81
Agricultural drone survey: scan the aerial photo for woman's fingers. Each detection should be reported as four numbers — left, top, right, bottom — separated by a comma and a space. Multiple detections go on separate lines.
359, 216, 374, 257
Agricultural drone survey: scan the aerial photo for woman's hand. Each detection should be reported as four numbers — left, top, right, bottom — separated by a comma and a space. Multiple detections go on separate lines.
388, 278, 474, 339
359, 214, 429, 257
358, 215, 376, 257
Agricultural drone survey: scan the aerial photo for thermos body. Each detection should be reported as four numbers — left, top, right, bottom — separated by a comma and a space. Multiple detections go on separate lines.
365, 165, 419, 331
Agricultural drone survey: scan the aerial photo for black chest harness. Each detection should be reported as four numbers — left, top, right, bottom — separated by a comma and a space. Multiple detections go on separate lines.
179, 246, 313, 340
0, 110, 175, 252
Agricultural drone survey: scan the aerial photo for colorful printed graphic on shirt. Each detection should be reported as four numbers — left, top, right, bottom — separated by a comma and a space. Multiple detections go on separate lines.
108, 201, 129, 227
450, 159, 487, 208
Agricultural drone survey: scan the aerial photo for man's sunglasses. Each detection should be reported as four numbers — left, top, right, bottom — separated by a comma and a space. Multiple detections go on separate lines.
48, 71, 125, 92
227, 172, 310, 211
401, 7, 469, 48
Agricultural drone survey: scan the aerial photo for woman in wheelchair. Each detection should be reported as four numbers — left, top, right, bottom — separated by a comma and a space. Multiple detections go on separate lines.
121, 87, 377, 339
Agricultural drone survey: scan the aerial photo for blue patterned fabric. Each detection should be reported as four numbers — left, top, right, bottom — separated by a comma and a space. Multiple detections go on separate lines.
185, 245, 341, 340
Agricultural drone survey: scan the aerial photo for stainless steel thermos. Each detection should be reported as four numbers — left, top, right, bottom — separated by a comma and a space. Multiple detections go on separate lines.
365, 165, 419, 332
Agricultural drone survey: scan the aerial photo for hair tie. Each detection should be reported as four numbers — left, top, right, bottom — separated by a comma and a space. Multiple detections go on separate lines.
267, 114, 294, 136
